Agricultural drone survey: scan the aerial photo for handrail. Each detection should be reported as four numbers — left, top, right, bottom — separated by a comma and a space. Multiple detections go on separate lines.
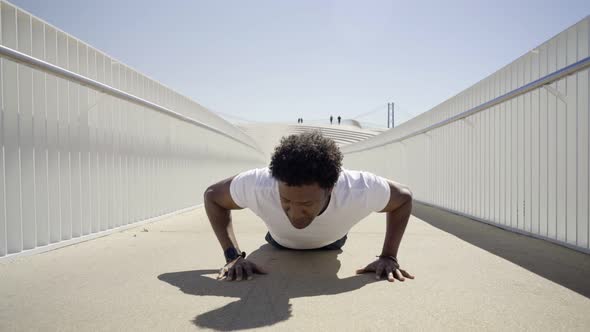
0, 44, 262, 153
343, 55, 590, 154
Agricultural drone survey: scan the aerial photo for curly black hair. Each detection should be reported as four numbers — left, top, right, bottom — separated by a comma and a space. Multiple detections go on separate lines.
269, 131, 343, 189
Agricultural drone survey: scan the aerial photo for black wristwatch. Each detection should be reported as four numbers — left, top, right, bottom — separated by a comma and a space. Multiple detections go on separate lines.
224, 247, 246, 263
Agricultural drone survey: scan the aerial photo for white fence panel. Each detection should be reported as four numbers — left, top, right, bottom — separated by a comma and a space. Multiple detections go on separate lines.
0, 1, 266, 258
342, 16, 590, 254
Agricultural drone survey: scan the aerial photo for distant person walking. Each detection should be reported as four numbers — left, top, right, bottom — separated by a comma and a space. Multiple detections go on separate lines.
330, 115, 333, 125
337, 116, 341, 125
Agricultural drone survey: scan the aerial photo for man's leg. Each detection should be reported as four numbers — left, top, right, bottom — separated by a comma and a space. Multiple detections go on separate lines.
319, 234, 348, 250
265, 232, 290, 250
265, 232, 347, 250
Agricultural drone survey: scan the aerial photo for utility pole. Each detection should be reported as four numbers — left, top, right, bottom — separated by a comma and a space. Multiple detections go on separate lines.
387, 102, 395, 128
387, 103, 391, 128
391, 102, 395, 128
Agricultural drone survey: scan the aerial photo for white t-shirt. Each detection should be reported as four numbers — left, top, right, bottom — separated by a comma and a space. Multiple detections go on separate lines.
229, 167, 391, 249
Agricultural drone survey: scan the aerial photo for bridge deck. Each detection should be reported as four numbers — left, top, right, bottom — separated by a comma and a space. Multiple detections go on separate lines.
1, 202, 589, 331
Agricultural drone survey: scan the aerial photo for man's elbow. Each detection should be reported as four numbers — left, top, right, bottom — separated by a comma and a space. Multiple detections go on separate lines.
203, 186, 216, 203
402, 187, 413, 205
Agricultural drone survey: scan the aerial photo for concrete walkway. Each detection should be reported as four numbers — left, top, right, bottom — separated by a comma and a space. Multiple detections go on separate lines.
1, 202, 589, 331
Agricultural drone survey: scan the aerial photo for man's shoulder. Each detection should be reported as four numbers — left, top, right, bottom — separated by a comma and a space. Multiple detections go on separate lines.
337, 168, 385, 190
229, 167, 276, 210
235, 167, 275, 188
333, 168, 390, 212
239, 167, 269, 176
339, 168, 375, 180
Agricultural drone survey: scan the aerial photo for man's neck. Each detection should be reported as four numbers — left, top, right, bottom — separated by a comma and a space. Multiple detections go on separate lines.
317, 194, 331, 216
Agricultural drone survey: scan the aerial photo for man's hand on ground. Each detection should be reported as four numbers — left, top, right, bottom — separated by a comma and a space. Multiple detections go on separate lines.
217, 258, 267, 281
356, 257, 415, 282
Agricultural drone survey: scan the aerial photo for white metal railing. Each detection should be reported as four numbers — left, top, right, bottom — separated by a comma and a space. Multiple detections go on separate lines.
343, 55, 590, 154
0, 44, 260, 151
0, 1, 265, 258
343, 16, 590, 254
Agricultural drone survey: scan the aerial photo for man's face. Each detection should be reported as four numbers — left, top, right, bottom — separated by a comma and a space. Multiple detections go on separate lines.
278, 182, 331, 229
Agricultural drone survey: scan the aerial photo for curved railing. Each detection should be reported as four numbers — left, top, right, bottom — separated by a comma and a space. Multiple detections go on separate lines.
0, 44, 260, 151
343, 16, 590, 254
0, 1, 265, 258
343, 55, 590, 154
2, 2, 588, 259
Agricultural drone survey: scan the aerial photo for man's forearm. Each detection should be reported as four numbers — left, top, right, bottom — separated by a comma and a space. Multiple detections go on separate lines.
381, 198, 412, 257
204, 195, 240, 252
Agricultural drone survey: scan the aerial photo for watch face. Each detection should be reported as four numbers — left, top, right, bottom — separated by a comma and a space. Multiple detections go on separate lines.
224, 247, 240, 262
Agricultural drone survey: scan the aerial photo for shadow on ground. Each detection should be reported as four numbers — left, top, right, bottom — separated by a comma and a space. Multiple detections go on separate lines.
412, 201, 590, 298
158, 244, 377, 330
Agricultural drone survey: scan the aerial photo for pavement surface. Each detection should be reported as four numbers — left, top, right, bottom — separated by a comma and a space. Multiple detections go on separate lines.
1, 202, 589, 331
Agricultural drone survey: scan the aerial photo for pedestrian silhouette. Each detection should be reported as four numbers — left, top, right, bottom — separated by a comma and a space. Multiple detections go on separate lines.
330, 115, 333, 124
337, 116, 341, 125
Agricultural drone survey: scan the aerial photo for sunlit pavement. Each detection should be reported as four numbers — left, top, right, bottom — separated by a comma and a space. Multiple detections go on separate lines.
1, 202, 589, 331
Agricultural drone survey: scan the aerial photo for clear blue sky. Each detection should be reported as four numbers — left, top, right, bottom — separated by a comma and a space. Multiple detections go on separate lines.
9, 0, 590, 126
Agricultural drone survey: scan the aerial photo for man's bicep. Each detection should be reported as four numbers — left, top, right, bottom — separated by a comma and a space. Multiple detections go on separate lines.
379, 180, 413, 213
205, 175, 244, 210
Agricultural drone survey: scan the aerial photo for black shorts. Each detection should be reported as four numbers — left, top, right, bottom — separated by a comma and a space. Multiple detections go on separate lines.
265, 232, 348, 250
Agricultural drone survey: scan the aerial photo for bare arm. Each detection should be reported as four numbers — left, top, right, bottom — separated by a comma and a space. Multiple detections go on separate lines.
356, 179, 415, 282
203, 175, 243, 252
379, 179, 413, 258
204, 175, 267, 281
